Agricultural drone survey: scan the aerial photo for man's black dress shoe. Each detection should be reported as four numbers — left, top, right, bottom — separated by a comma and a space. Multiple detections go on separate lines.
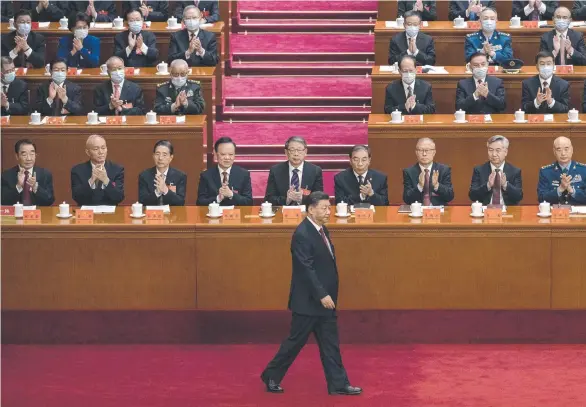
261, 376, 284, 393
329, 385, 362, 395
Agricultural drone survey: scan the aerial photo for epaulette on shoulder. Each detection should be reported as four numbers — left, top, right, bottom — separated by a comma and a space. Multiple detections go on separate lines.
499, 31, 511, 37
187, 79, 200, 85
541, 163, 554, 169
157, 82, 167, 87
576, 162, 586, 167
466, 32, 478, 37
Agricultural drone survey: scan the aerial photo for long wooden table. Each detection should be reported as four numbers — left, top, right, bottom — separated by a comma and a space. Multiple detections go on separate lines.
2, 206, 585, 312
368, 113, 586, 204
372, 65, 586, 114
1, 115, 206, 205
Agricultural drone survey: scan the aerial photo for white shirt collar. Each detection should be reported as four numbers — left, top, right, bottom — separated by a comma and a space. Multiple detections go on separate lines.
539, 75, 553, 87
556, 29, 569, 37
403, 81, 414, 91
157, 168, 169, 177
218, 166, 232, 177
289, 161, 304, 174
419, 162, 433, 172
19, 165, 34, 174
490, 162, 505, 172
188, 29, 200, 37
406, 33, 418, 43
306, 215, 322, 232
112, 79, 124, 88
91, 161, 105, 169
353, 170, 368, 180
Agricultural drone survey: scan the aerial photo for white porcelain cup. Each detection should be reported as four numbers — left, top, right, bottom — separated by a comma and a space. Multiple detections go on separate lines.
87, 111, 98, 124
14, 202, 23, 218
167, 17, 178, 28
454, 109, 466, 122
157, 62, 168, 74
30, 111, 41, 124
100, 64, 108, 75
391, 109, 402, 123
471, 201, 483, 216
9, 18, 15, 29
113, 16, 124, 28
396, 16, 404, 27
510, 15, 521, 27
568, 109, 579, 121
146, 111, 157, 124
59, 16, 68, 28
336, 201, 348, 216
131, 202, 143, 216
261, 201, 273, 217
45, 63, 51, 74
454, 16, 465, 27
410, 201, 422, 216
59, 202, 70, 216
515, 110, 525, 122
539, 201, 551, 214
208, 202, 221, 217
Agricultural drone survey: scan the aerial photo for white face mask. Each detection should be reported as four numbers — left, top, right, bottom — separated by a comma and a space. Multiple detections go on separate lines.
110, 69, 125, 84
128, 21, 143, 34
17, 23, 31, 36
554, 18, 570, 31
184, 18, 200, 32
405, 25, 419, 38
172, 76, 187, 88
51, 71, 67, 84
74, 28, 88, 40
402, 72, 416, 85
539, 65, 554, 80
481, 20, 496, 32
472, 66, 488, 80
2, 71, 16, 84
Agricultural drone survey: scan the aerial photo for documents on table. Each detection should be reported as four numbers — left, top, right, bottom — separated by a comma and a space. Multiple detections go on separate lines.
385, 21, 429, 28
80, 205, 116, 214
350, 205, 376, 213
571, 206, 586, 214
422, 66, 449, 74
146, 205, 171, 214
283, 205, 306, 213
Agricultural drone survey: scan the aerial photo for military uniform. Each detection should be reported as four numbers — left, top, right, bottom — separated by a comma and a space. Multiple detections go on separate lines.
154, 79, 205, 115
464, 30, 512, 65
537, 161, 586, 204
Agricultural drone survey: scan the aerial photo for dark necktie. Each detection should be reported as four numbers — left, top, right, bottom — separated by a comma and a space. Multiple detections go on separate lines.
158, 173, 166, 205
358, 174, 363, 185
222, 171, 228, 184
531, 9, 539, 20
319, 228, 333, 257
291, 168, 300, 190
423, 169, 431, 206
542, 81, 548, 94
407, 85, 413, 99
54, 87, 62, 116
22, 170, 31, 205
491, 169, 501, 205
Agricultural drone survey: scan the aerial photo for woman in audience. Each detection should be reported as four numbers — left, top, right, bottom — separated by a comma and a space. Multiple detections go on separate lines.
56, 12, 100, 68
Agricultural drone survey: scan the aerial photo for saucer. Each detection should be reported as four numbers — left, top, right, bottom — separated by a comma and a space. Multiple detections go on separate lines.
508, 25, 522, 28
58, 27, 69, 30
335, 212, 351, 218
453, 120, 468, 124
166, 26, 180, 30
130, 213, 146, 218
470, 213, 484, 218
145, 121, 159, 124
85, 121, 100, 125
56, 213, 73, 219
99, 72, 109, 76
513, 119, 528, 123
409, 213, 423, 218
537, 212, 552, 218
390, 119, 404, 124
155, 72, 169, 75
567, 119, 582, 123
206, 213, 222, 218
259, 213, 276, 218
453, 25, 467, 29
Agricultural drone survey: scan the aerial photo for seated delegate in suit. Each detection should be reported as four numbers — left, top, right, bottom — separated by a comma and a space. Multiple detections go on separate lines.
397, 0, 437, 21
521, 51, 570, 113
139, 140, 187, 206
456, 52, 506, 113
539, 6, 586, 65
93, 56, 146, 116
168, 5, 219, 67
1, 139, 54, 206
582, 79, 586, 112
123, 1, 168, 22
154, 59, 205, 115
469, 135, 523, 206
35, 58, 83, 116
538, 136, 586, 204
403, 137, 454, 206
56, 13, 100, 68
384, 55, 435, 115
334, 145, 389, 206
21, 1, 68, 21
0, 9, 46, 68
68, 1, 116, 23
388, 11, 436, 66
464, 8, 512, 65
264, 136, 324, 206
71, 135, 124, 206
1, 1, 14, 22
449, 0, 495, 21
114, 8, 159, 67
1, 57, 29, 116
512, 0, 558, 20
196, 137, 253, 206
572, 0, 586, 19
175, 0, 220, 23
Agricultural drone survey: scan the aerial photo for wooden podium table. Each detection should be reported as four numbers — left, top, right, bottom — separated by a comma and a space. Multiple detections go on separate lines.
1, 115, 206, 205
368, 113, 586, 205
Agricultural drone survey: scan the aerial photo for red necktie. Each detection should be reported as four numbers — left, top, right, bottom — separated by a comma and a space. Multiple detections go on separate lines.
491, 169, 501, 205
319, 228, 333, 257
560, 35, 566, 65
22, 170, 31, 205
423, 169, 431, 206
113, 84, 121, 115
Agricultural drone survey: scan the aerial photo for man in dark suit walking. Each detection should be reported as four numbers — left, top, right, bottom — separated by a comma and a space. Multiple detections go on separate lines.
469, 135, 523, 205
539, 6, 586, 65
71, 135, 125, 206
384, 55, 435, 115
264, 136, 324, 206
139, 140, 187, 206
403, 138, 454, 206
261, 191, 362, 396
168, 5, 219, 66
114, 8, 159, 67
196, 137, 253, 206
456, 52, 506, 114
334, 145, 389, 206
1, 139, 54, 206
1, 9, 46, 68
1, 57, 29, 116
522, 51, 570, 113
389, 11, 436, 66
35, 58, 83, 116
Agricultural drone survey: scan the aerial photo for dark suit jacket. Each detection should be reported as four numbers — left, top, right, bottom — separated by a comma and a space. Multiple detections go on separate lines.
403, 162, 454, 205
521, 75, 570, 113
114, 30, 159, 67
388, 31, 436, 66
93, 80, 146, 115
581, 79, 586, 112
540, 29, 586, 65
572, 0, 586, 19
469, 162, 523, 205
1, 1, 13, 22
288, 218, 339, 317
264, 161, 324, 206
455, 76, 506, 114
35, 79, 83, 116
512, 1, 558, 20
384, 78, 436, 114
1, 166, 55, 206
1, 31, 46, 68
168, 28, 219, 66
67, 1, 116, 22
124, 1, 168, 21
56, 34, 100, 68
333, 168, 389, 206
196, 165, 253, 206
175, 0, 220, 23
1, 78, 29, 116
71, 160, 124, 205
397, 1, 437, 20
21, 1, 67, 21
449, 0, 495, 20
138, 166, 187, 206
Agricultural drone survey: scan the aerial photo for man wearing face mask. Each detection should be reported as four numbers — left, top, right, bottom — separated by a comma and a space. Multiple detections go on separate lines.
512, 0, 558, 21
456, 52, 506, 113
465, 8, 512, 66
154, 59, 205, 115
522, 51, 570, 113
397, 0, 437, 21
93, 56, 146, 116
168, 5, 219, 66
35, 58, 83, 116
389, 11, 436, 66
56, 13, 100, 68
384, 55, 435, 115
114, 8, 159, 67
540, 6, 586, 65
1, 9, 46, 68
1, 57, 29, 116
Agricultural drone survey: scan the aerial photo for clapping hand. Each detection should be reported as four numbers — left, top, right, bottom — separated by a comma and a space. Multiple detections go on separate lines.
560, 173, 573, 191
219, 183, 233, 200
1, 91, 8, 108
136, 34, 144, 50
553, 35, 561, 53
545, 86, 553, 105
408, 37, 417, 54
432, 170, 439, 189
14, 36, 28, 53
93, 165, 109, 185
286, 187, 303, 204
193, 38, 203, 53
48, 82, 57, 100
476, 82, 489, 98
418, 170, 425, 188
414, 0, 423, 11
320, 295, 335, 310
500, 171, 507, 190
405, 95, 416, 111
139, 4, 149, 18
128, 32, 137, 49
487, 170, 497, 189
17, 167, 26, 188
154, 173, 168, 195
26, 171, 37, 192
188, 35, 198, 53
564, 37, 573, 54
73, 37, 83, 53
359, 180, 374, 197
56, 85, 67, 103
110, 94, 123, 112
536, 88, 547, 105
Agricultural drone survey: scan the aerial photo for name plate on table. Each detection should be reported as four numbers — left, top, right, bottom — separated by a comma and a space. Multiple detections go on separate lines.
222, 208, 241, 221
354, 208, 374, 222
556, 65, 574, 74
0, 206, 15, 216
282, 208, 302, 222
23, 209, 41, 220
16, 67, 27, 76
46, 116, 64, 125
484, 207, 502, 220
125, 67, 137, 76
67, 67, 79, 76
416, 66, 423, 74
404, 115, 422, 124
468, 21, 481, 29
146, 209, 164, 220
106, 116, 123, 125
528, 114, 545, 123
487, 66, 498, 74
523, 21, 538, 28
160, 116, 177, 124
552, 207, 570, 220
423, 208, 441, 219
1, 116, 10, 125
468, 115, 485, 123
75, 209, 94, 221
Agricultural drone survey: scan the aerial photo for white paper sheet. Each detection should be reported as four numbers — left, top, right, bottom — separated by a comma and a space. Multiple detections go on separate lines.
146, 205, 170, 214
81, 205, 116, 214
283, 205, 306, 213
571, 206, 586, 214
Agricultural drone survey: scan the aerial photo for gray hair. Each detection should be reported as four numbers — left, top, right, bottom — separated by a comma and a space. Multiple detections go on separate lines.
86, 134, 106, 148
285, 136, 307, 150
480, 7, 497, 17
170, 59, 188, 70
183, 5, 201, 18
416, 137, 435, 148
105, 56, 124, 70
404, 10, 421, 20
349, 144, 371, 158
1, 56, 13, 71
487, 135, 509, 148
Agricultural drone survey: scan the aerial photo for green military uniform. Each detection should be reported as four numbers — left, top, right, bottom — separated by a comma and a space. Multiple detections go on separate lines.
154, 79, 205, 115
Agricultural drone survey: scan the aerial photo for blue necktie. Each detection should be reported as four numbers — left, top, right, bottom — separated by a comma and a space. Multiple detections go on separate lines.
291, 168, 300, 190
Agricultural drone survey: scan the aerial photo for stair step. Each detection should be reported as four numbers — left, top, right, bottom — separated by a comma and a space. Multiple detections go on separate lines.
235, 18, 375, 32
221, 106, 370, 121
237, 1, 378, 12
231, 33, 374, 55
251, 169, 338, 198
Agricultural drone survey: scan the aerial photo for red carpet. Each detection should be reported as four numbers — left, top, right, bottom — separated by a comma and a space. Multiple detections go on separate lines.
237, 1, 378, 12
230, 33, 374, 54
3, 344, 586, 407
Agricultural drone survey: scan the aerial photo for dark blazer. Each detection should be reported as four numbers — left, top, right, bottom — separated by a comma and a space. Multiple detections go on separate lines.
572, 0, 586, 19
540, 29, 586, 65
35, 79, 83, 116
1, 78, 29, 116
71, 160, 124, 205
67, 1, 116, 22
124, 1, 168, 22
512, 1, 558, 20
521, 75, 570, 113
196, 165, 253, 206
168, 28, 219, 66
175, 0, 220, 23
384, 78, 436, 115
581, 79, 586, 112
455, 76, 506, 114
288, 218, 339, 317
403, 162, 454, 206
56, 34, 100, 68
114, 30, 159, 67
388, 31, 436, 66
1, 166, 55, 206
469, 162, 523, 205
264, 161, 324, 206
397, 1, 437, 20
93, 80, 146, 115
333, 168, 389, 206
1, 1, 13, 22
138, 166, 187, 206
1, 31, 46, 68
449, 0, 495, 20
21, 1, 67, 21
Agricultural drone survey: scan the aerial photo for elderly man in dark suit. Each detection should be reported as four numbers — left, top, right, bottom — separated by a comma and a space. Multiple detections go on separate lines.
449, 0, 495, 20
456, 52, 506, 114
540, 6, 586, 65
123, 1, 168, 22
384, 55, 435, 115
522, 51, 570, 113
572, 0, 586, 19
175, 0, 220, 23
67, 1, 116, 22
397, 0, 437, 20
93, 56, 146, 115
35, 58, 83, 116
114, 8, 159, 67
168, 5, 219, 66
1, 57, 29, 116
1, 9, 46, 68
20, 1, 68, 21
512, 0, 558, 20
389, 10, 436, 66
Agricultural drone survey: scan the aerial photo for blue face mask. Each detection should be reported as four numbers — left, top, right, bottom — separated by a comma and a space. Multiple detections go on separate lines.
128, 21, 143, 34
110, 69, 125, 84
481, 20, 496, 32
17, 23, 31, 36
51, 71, 66, 84
405, 25, 419, 38
2, 71, 16, 84
554, 19, 570, 31
539, 65, 554, 79
184, 18, 200, 32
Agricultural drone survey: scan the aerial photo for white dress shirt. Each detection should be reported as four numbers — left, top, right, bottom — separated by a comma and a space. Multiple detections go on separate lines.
534, 74, 555, 109
185, 29, 206, 58
9, 35, 33, 60
403, 81, 415, 99
289, 161, 304, 188
154, 167, 169, 198
488, 162, 505, 205
417, 162, 434, 192
126, 31, 149, 56
217, 166, 232, 202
